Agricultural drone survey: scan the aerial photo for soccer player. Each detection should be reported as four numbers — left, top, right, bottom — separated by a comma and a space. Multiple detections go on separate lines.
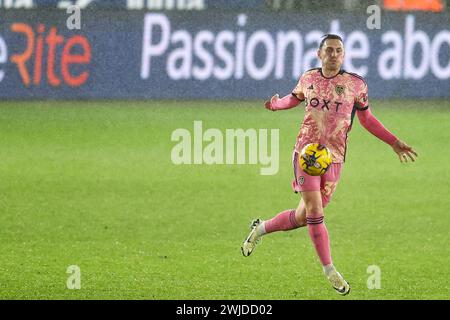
241, 34, 418, 295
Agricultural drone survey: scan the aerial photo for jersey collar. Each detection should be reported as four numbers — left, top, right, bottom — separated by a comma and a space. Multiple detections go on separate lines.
319, 68, 345, 79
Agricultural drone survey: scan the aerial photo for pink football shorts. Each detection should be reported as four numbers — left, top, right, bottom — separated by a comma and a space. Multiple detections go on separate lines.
292, 151, 343, 207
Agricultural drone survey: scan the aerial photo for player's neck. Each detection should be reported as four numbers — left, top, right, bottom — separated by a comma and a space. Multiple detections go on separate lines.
321, 67, 340, 78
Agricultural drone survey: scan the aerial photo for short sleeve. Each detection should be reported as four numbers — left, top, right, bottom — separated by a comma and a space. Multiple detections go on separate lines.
292, 75, 305, 101
355, 81, 369, 110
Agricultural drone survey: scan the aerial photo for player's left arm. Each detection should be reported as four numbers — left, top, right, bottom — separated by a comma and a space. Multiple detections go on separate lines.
357, 109, 418, 162
355, 82, 418, 163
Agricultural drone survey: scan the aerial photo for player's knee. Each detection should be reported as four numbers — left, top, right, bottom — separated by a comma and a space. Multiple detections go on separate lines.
305, 204, 323, 215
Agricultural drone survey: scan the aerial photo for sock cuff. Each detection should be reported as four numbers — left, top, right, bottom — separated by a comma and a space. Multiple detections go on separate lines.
306, 215, 324, 225
288, 209, 300, 228
323, 264, 335, 276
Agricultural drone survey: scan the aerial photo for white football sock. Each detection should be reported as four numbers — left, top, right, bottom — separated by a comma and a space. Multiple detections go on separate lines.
256, 221, 267, 236
323, 264, 336, 277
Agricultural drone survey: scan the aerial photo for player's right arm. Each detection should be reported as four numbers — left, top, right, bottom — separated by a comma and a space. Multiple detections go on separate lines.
265, 74, 305, 111
264, 93, 302, 111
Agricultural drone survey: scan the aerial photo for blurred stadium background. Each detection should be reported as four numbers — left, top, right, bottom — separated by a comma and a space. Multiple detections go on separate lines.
0, 0, 449, 300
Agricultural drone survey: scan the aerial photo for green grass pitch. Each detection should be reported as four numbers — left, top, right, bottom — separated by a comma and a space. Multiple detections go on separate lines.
0, 99, 449, 300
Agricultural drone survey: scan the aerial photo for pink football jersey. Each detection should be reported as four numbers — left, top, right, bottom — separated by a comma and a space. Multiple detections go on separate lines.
292, 68, 369, 163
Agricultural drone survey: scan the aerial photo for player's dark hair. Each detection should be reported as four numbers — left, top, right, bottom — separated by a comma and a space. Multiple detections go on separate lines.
319, 34, 344, 49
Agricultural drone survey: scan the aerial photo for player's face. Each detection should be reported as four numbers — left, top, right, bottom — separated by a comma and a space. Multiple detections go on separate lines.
318, 39, 345, 71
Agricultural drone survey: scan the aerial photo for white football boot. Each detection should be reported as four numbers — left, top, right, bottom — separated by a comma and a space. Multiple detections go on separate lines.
326, 268, 351, 295
241, 219, 263, 257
